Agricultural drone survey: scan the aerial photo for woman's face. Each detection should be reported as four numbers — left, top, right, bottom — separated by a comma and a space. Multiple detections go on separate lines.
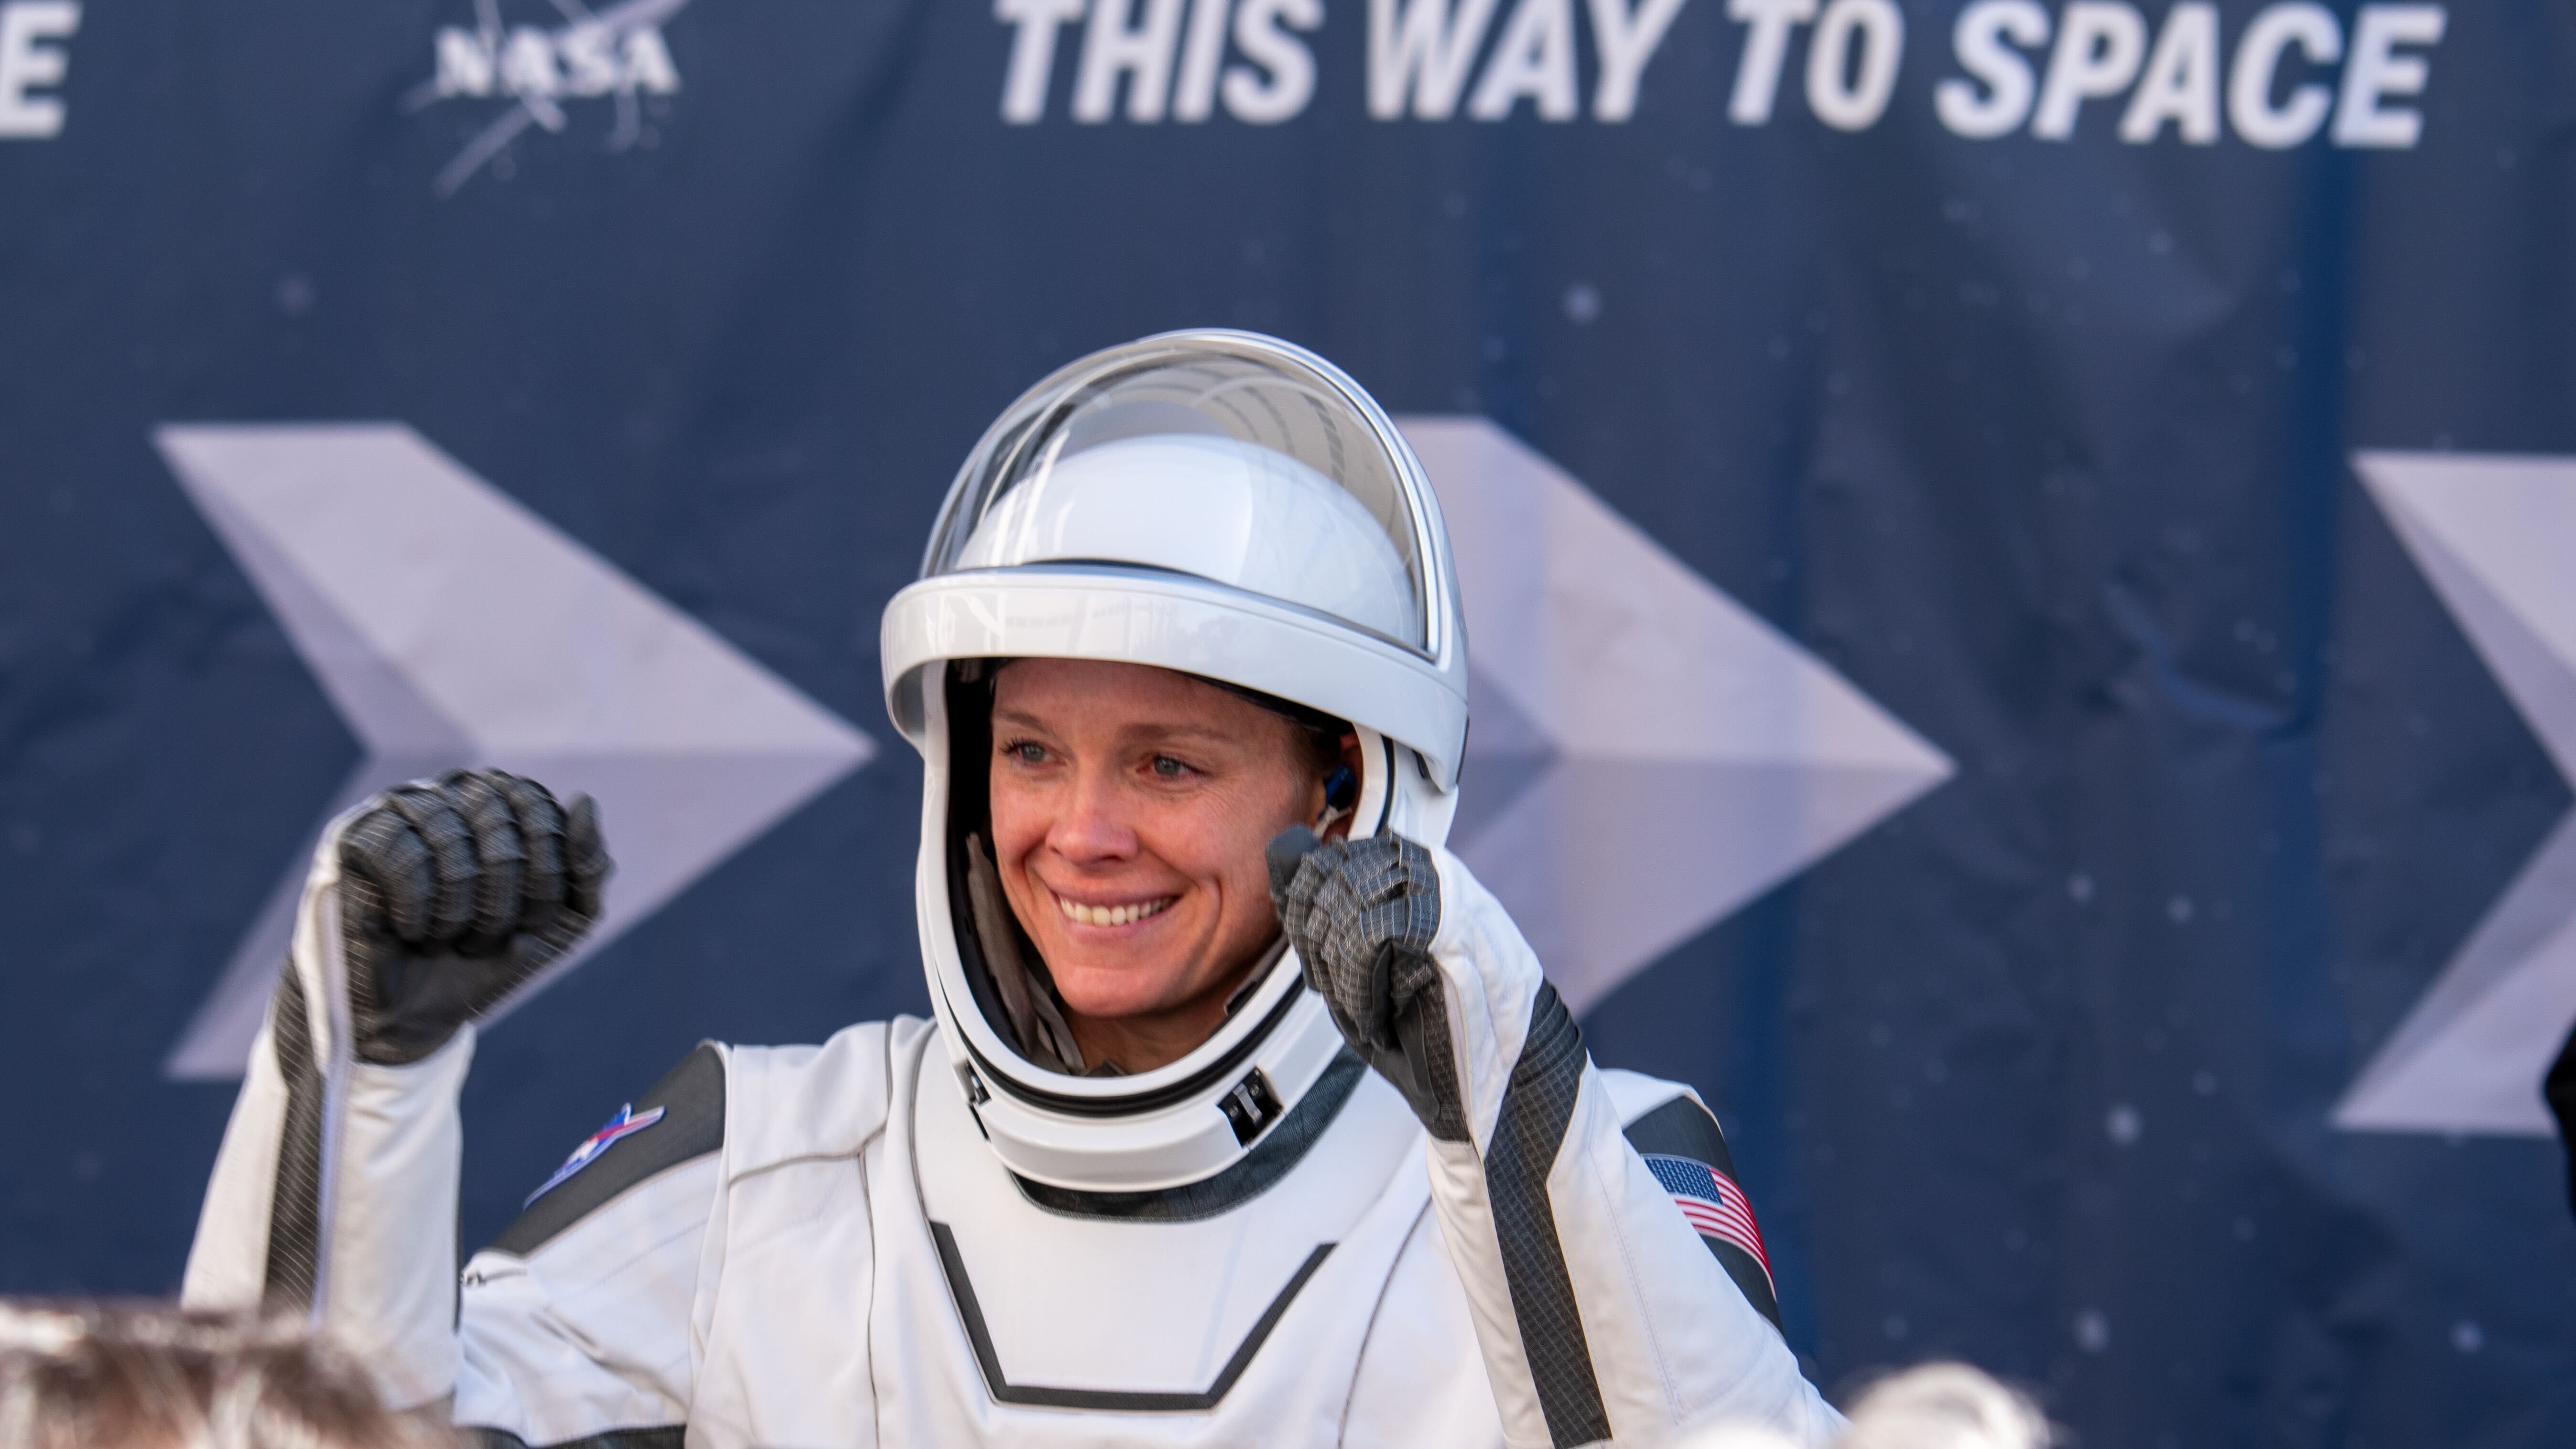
987, 658, 1331, 1071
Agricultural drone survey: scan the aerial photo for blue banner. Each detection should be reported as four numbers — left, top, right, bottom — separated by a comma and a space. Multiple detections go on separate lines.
2, 1, 2570, 1444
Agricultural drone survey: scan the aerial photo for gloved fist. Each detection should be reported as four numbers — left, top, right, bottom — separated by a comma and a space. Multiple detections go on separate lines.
336, 770, 610, 1064
1266, 827, 1467, 1141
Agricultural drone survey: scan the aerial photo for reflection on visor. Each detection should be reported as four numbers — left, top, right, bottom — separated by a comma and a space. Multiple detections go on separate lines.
926, 344, 1432, 652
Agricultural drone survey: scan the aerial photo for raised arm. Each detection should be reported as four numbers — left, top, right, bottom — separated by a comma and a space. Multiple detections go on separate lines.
1271, 831, 1842, 1449
181, 771, 608, 1409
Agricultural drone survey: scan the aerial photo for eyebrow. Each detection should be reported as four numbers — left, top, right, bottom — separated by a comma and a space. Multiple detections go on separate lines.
990, 709, 1241, 747
1129, 724, 1239, 745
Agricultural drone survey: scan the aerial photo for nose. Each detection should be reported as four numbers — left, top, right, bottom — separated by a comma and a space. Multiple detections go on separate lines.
1044, 761, 1137, 867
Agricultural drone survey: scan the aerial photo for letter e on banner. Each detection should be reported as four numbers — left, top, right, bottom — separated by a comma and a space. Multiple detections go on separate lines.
2334, 4, 2446, 148
0, 0, 79, 140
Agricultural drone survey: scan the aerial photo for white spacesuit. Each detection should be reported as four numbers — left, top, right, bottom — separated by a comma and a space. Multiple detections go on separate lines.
182, 332, 1842, 1449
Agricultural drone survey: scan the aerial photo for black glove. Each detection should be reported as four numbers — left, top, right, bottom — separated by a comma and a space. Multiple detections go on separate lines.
335, 769, 610, 1064
1266, 826, 1467, 1141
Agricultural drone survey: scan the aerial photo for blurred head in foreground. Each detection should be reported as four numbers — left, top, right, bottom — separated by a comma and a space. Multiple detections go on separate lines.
0, 1303, 453, 1449
1681, 1362, 2053, 1449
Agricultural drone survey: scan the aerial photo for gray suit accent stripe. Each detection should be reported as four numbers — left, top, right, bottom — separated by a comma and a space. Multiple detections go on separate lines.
261, 967, 325, 1312
1482, 982, 1611, 1448
1011, 1052, 1366, 1223
931, 1222, 1333, 1410
485, 1043, 726, 1258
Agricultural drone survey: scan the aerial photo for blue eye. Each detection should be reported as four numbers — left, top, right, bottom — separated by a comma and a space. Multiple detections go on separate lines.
1151, 756, 1187, 778
1009, 742, 1046, 764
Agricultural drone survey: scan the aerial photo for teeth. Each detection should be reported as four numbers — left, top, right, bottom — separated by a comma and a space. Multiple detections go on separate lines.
1056, 894, 1173, 927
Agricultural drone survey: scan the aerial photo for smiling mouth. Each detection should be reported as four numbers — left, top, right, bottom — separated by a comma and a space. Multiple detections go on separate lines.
1053, 892, 1178, 928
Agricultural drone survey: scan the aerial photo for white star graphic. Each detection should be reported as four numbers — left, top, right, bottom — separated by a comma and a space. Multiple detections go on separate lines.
156, 423, 872, 1081
156, 416, 1947, 1074
1402, 418, 1955, 1014
2338, 450, 2576, 1135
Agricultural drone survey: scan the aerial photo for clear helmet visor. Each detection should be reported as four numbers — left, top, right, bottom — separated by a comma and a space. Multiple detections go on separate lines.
922, 334, 1434, 653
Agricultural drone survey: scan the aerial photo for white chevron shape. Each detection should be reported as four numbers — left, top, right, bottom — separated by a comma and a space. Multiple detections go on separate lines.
157, 423, 872, 1081
2338, 451, 2576, 1135
1402, 418, 1954, 1015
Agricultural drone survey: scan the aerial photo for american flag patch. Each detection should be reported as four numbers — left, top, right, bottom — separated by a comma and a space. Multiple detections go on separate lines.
1643, 1153, 1772, 1283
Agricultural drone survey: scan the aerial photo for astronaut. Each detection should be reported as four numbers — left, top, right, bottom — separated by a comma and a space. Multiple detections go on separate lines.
182, 331, 1843, 1449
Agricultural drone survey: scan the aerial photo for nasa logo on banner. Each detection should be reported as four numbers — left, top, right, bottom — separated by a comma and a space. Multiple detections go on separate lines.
406, 0, 687, 195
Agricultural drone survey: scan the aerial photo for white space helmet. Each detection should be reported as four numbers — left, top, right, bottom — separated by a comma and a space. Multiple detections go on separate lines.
881, 330, 1469, 1192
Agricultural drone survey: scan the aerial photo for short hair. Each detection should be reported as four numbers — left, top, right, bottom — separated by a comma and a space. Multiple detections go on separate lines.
1672, 1361, 2053, 1449
0, 1302, 456, 1449
1839, 1362, 2053, 1449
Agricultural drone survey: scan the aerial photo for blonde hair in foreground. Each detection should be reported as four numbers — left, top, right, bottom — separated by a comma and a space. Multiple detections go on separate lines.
0, 1303, 455, 1449
1682, 1361, 2054, 1449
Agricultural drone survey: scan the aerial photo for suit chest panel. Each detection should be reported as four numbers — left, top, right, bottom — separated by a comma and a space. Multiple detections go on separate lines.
875, 1050, 1435, 1446
689, 1039, 1439, 1449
